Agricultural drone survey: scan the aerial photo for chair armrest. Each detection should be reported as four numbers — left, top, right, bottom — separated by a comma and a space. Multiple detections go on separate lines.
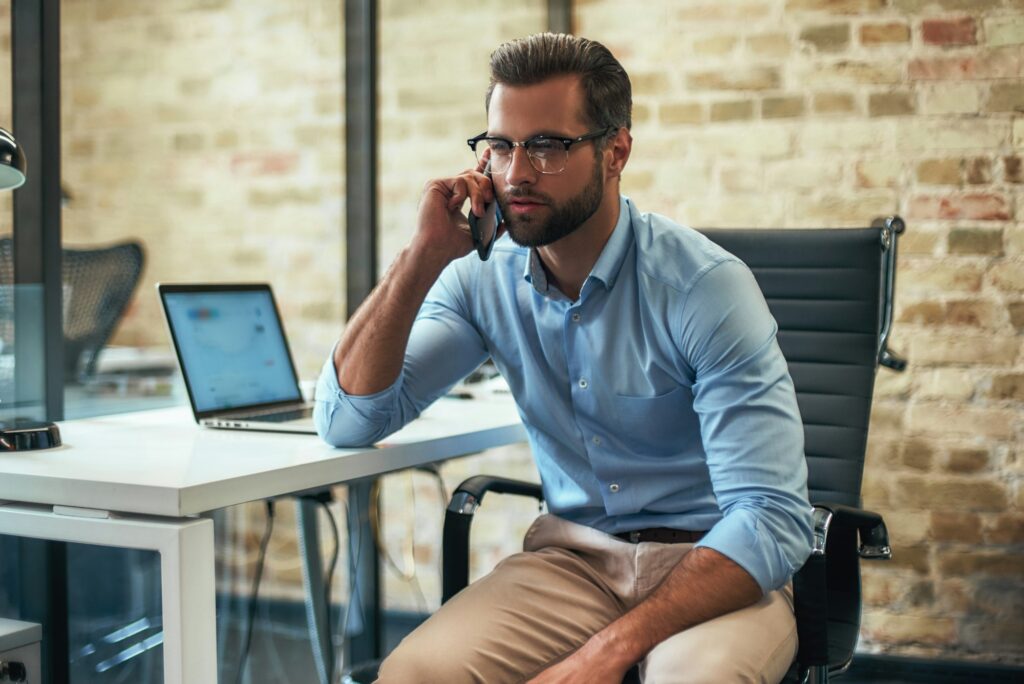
447, 475, 545, 513
794, 503, 892, 673
442, 476, 544, 603
813, 502, 892, 560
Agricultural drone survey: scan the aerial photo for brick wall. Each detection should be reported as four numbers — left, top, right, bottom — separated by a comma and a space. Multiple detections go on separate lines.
0, 0, 1018, 666
570, 0, 1022, 664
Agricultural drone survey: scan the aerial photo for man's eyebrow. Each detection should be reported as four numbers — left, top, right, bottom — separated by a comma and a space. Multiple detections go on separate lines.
486, 130, 573, 140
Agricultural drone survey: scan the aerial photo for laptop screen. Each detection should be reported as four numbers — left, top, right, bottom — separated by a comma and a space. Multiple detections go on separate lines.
161, 287, 303, 415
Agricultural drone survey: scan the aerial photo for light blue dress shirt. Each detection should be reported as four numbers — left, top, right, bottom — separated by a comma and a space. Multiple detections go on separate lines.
316, 197, 813, 593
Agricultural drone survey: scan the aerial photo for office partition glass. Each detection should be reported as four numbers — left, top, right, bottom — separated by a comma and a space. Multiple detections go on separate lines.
0, 3, 348, 682
60, 0, 346, 420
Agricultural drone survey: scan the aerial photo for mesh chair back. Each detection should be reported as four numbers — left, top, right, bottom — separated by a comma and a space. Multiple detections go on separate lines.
0, 238, 145, 381
63, 241, 145, 379
699, 228, 884, 508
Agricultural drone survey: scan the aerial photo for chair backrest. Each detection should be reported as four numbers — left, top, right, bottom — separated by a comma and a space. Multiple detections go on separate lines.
0, 237, 145, 381
699, 228, 887, 508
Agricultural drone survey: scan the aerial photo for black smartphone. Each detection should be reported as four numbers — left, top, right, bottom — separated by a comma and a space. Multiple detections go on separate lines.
468, 166, 502, 261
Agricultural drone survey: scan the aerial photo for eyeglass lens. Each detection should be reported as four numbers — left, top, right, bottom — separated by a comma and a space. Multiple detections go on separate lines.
478, 139, 569, 175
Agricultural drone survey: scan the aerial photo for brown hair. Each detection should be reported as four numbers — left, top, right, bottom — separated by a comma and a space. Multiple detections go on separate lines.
486, 33, 632, 139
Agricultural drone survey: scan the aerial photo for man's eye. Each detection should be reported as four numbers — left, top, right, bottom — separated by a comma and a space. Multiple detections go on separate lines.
527, 140, 561, 157
487, 141, 512, 154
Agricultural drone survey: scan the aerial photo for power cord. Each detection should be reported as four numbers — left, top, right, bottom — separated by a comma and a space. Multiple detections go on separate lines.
235, 499, 275, 684
371, 473, 426, 612
370, 464, 451, 614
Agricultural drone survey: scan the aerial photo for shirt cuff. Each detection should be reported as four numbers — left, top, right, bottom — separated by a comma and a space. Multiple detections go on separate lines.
694, 507, 800, 595
314, 348, 402, 446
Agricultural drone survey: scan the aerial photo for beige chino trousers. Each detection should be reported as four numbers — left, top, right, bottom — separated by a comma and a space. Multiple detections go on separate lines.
377, 514, 797, 684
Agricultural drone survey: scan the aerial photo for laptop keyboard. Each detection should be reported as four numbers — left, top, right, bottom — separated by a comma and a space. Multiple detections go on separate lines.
243, 407, 314, 423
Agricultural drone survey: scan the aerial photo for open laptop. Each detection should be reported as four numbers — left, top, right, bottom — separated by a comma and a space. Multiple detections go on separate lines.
157, 283, 317, 433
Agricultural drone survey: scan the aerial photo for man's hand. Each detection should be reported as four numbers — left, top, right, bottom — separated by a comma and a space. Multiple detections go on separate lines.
410, 154, 495, 267
527, 547, 762, 684
526, 636, 631, 684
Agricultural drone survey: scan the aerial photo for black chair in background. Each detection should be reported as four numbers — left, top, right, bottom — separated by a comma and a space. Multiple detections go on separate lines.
441, 217, 907, 684
0, 237, 145, 383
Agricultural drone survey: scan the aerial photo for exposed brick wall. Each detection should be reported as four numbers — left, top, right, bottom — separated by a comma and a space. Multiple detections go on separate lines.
571, 0, 1023, 664
0, 0, 1018, 666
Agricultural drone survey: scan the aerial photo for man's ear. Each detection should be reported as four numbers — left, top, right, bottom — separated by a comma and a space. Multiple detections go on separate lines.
605, 127, 632, 180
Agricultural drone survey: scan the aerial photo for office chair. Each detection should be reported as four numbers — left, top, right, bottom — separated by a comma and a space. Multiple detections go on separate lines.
0, 238, 145, 383
441, 217, 906, 684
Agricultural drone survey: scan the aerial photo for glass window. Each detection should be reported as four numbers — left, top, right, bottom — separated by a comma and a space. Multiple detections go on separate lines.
60, 1, 345, 420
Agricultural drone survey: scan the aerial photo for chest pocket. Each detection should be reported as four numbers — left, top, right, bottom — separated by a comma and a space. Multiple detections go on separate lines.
608, 385, 697, 457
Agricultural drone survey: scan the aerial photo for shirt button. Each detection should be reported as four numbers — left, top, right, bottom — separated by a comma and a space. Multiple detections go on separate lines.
571, 312, 581, 322
578, 378, 588, 389
592, 436, 602, 445
609, 483, 620, 493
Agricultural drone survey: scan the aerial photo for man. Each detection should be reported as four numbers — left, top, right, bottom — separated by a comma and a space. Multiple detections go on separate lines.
316, 33, 812, 683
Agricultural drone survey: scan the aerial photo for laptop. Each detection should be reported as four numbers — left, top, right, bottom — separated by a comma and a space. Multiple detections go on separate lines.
157, 283, 317, 433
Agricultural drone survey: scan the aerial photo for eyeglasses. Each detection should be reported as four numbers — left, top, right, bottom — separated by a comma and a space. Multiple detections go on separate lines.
467, 127, 614, 175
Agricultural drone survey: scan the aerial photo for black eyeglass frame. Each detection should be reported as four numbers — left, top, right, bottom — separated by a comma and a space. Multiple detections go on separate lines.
466, 127, 616, 175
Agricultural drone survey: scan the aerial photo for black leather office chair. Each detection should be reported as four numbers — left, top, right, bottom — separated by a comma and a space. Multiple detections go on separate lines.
0, 238, 145, 383
440, 217, 907, 684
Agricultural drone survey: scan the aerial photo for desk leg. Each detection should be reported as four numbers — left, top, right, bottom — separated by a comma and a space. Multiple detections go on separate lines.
0, 505, 217, 684
297, 497, 332, 684
160, 515, 217, 684
347, 479, 382, 665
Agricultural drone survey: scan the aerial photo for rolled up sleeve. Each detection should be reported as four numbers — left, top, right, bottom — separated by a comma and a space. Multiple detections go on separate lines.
314, 259, 490, 448
683, 259, 813, 594
314, 350, 407, 447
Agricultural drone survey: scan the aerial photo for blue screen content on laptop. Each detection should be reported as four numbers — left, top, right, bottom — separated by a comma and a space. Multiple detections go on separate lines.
163, 290, 301, 412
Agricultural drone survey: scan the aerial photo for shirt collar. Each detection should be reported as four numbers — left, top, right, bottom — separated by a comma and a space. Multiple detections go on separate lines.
523, 196, 633, 297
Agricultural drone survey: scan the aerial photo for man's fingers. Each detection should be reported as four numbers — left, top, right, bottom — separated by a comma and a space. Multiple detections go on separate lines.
448, 178, 466, 211
434, 167, 494, 218
456, 175, 490, 217
475, 147, 491, 174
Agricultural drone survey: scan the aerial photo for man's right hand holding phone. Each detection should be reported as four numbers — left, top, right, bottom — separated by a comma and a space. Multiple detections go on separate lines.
411, 152, 503, 268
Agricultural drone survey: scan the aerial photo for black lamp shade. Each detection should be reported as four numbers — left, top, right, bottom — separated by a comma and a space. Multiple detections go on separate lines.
0, 127, 26, 191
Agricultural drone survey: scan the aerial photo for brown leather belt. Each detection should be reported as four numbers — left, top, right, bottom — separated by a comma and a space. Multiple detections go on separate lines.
614, 527, 707, 544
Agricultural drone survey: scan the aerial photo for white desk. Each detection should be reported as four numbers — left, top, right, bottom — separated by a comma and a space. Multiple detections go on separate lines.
0, 394, 527, 683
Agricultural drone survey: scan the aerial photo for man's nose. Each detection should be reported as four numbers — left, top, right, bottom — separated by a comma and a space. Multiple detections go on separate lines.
503, 146, 536, 187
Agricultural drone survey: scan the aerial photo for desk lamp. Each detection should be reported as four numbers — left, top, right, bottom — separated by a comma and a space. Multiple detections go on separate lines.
0, 126, 62, 452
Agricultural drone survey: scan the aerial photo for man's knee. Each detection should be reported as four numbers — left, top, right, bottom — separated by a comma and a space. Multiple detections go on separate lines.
376, 620, 517, 684
641, 628, 796, 684
377, 634, 486, 684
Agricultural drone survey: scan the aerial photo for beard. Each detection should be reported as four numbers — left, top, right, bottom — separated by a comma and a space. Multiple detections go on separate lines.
497, 157, 604, 249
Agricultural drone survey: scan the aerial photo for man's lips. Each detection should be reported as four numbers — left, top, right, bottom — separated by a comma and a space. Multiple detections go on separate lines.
506, 196, 547, 213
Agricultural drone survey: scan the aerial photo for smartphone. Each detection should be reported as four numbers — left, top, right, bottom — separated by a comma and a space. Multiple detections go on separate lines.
468, 166, 502, 261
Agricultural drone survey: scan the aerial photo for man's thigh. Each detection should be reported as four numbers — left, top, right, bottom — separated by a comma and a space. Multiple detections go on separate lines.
377, 546, 626, 684
641, 585, 797, 684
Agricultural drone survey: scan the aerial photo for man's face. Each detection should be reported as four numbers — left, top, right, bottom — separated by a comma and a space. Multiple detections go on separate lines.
486, 75, 606, 248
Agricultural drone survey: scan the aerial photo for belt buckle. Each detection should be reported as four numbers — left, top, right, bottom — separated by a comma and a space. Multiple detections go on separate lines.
628, 530, 641, 543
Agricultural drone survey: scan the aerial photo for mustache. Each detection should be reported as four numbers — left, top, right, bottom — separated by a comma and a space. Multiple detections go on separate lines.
503, 188, 550, 204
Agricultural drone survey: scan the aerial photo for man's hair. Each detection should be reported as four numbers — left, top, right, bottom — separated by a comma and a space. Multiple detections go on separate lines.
486, 33, 632, 137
